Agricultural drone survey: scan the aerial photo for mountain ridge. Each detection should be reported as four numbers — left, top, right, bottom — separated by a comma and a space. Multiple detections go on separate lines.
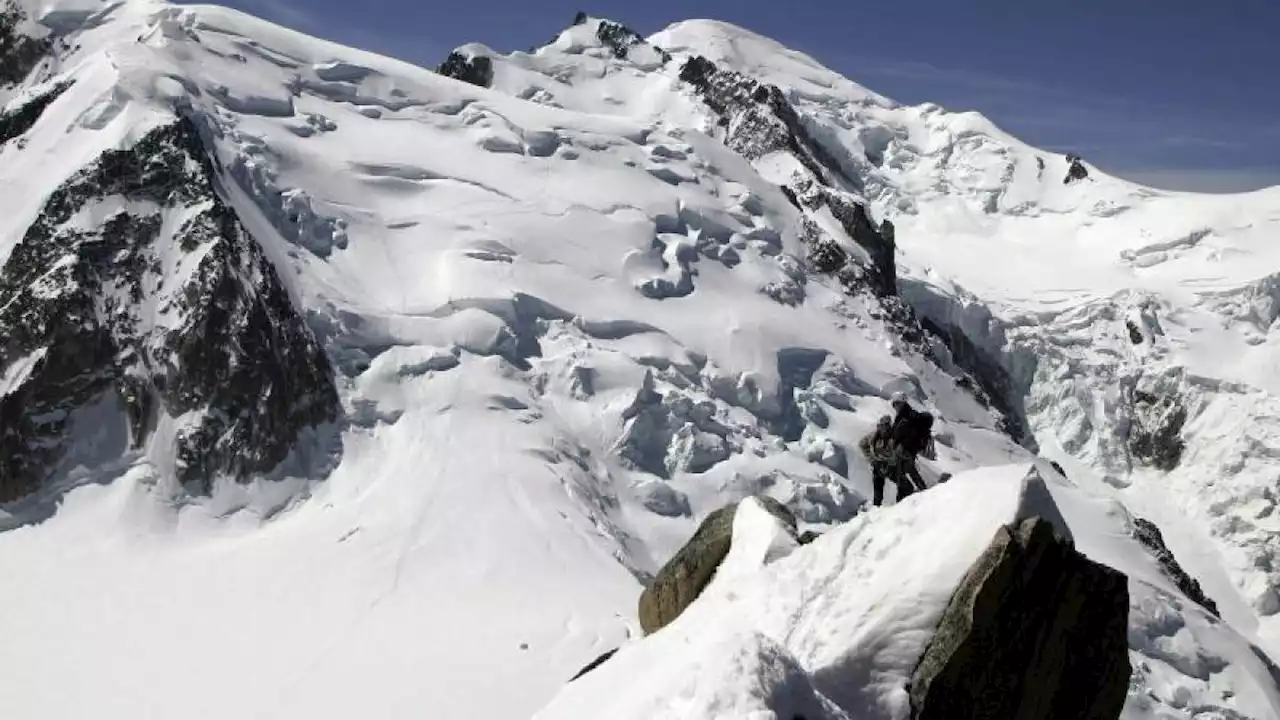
2, 2, 1280, 718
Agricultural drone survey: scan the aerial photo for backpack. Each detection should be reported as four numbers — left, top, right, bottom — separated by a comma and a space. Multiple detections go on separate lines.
890, 406, 916, 445
892, 408, 933, 456
914, 412, 935, 454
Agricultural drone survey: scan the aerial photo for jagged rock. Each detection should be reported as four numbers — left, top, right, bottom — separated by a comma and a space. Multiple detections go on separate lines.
908, 516, 1130, 720
820, 189, 895, 296
808, 236, 847, 274
676, 52, 904, 304
638, 496, 796, 634
797, 530, 820, 545
0, 79, 70, 145
0, 115, 338, 502
1064, 153, 1089, 184
437, 51, 493, 88
679, 56, 849, 188
917, 314, 1037, 450
594, 19, 644, 60
1132, 518, 1219, 616
568, 647, 619, 682
1128, 388, 1187, 471
1, 1, 50, 88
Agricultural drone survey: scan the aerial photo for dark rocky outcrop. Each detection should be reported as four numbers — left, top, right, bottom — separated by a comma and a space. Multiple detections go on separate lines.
437, 51, 493, 88
1132, 517, 1219, 616
1, 1, 49, 88
797, 530, 820, 545
1125, 319, 1144, 345
638, 496, 796, 634
1127, 389, 1187, 471
793, 183, 896, 297
594, 19, 645, 60
0, 115, 338, 502
568, 647, 620, 682
917, 314, 1037, 450
0, 79, 70, 145
676, 53, 902, 304
909, 516, 1130, 720
678, 56, 851, 189
1064, 153, 1089, 184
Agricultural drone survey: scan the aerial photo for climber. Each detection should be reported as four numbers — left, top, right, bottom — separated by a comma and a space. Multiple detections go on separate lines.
859, 415, 915, 505
888, 391, 934, 493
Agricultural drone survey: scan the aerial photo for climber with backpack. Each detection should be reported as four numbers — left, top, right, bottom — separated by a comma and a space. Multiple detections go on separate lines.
888, 391, 934, 493
859, 414, 911, 506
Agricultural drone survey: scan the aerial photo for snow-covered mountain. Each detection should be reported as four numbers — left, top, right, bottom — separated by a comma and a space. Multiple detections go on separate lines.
2, 2, 1279, 718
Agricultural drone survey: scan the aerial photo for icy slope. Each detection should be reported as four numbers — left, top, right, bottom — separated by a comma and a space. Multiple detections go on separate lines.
536, 465, 1280, 719
0, 3, 1023, 719
636, 16, 1280, 654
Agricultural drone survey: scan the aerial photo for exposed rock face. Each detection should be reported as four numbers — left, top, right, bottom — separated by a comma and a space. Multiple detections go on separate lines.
1132, 517, 1219, 616
909, 516, 1130, 720
917, 314, 1037, 449
637, 496, 796, 634
677, 53, 900, 304
1, 1, 49, 88
0, 115, 338, 502
0, 79, 70, 144
594, 19, 646, 60
1127, 387, 1187, 471
1065, 153, 1089, 184
678, 55, 850, 188
792, 181, 896, 297
437, 51, 493, 88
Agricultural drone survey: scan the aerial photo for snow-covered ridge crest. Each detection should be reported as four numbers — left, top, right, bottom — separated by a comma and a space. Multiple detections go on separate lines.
537, 464, 1280, 719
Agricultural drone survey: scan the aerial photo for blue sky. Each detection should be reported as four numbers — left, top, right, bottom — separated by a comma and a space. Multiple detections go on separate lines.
210, 0, 1279, 192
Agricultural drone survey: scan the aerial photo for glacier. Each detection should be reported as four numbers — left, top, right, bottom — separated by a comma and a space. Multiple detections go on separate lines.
1, 1, 1279, 718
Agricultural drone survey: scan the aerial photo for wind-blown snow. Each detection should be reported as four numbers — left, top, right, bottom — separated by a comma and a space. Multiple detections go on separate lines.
1, 2, 1279, 719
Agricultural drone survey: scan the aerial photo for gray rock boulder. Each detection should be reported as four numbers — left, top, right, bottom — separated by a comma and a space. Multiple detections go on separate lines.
908, 516, 1130, 720
637, 496, 795, 635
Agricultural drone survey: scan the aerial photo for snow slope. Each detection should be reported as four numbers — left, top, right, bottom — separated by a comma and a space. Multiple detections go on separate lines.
0, 4, 1011, 719
0, 2, 1278, 719
645, 16, 1280, 656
